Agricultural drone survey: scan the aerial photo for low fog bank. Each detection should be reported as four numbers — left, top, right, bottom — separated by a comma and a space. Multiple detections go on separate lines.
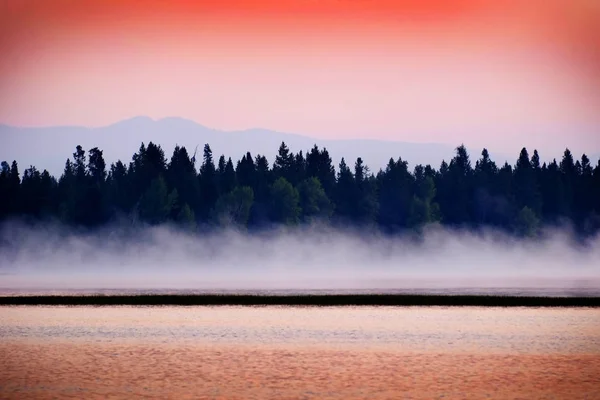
0, 221, 599, 291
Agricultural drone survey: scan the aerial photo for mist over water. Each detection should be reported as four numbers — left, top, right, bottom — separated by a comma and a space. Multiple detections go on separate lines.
0, 221, 599, 295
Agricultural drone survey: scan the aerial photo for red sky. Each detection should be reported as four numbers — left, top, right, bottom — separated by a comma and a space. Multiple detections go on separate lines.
1, 0, 599, 154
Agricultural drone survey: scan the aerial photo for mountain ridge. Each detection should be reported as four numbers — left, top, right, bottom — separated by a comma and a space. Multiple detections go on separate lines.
2, 116, 594, 177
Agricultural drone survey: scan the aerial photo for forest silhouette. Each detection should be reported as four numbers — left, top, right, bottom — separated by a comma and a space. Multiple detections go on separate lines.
1, 141, 599, 237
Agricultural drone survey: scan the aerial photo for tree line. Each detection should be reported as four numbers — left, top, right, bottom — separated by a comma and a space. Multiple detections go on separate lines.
1, 142, 599, 237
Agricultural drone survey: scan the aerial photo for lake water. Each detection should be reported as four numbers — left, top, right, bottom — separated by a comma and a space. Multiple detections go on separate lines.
2, 286, 600, 297
1, 306, 599, 399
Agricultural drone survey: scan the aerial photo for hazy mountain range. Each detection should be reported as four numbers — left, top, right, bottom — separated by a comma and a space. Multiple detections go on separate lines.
1, 116, 596, 177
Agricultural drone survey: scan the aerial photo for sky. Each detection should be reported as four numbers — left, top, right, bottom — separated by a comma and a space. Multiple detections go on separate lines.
1, 0, 599, 155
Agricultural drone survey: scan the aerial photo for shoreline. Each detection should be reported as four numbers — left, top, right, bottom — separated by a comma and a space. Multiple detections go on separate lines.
1, 294, 599, 307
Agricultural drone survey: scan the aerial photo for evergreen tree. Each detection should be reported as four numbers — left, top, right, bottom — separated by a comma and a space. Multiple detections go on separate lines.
249, 154, 272, 225
20, 166, 56, 218
297, 177, 333, 222
217, 155, 226, 177
83, 147, 109, 226
176, 203, 196, 230
438, 145, 473, 226
305, 145, 336, 198
495, 162, 516, 229
514, 206, 540, 237
291, 151, 306, 186
273, 142, 294, 183
236, 152, 256, 189
217, 157, 237, 194
591, 160, 600, 222
377, 158, 413, 231
3, 139, 599, 237
0, 161, 20, 218
62, 147, 90, 225
353, 158, 379, 224
541, 159, 567, 222
513, 147, 541, 215
138, 176, 177, 225
127, 142, 168, 215
167, 146, 200, 218
253, 155, 272, 201
72, 145, 86, 180
334, 158, 355, 220
269, 177, 300, 225
214, 186, 254, 227
57, 159, 75, 222
88, 147, 107, 184
198, 144, 218, 220
107, 160, 132, 215
573, 154, 595, 230
473, 149, 498, 225
559, 148, 576, 216
0, 162, 10, 219
409, 170, 440, 228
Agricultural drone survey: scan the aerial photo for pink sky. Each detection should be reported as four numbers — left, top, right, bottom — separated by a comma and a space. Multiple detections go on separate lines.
1, 0, 599, 154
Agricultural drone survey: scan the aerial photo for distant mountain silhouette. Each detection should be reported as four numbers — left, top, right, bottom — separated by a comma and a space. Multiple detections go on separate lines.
0, 116, 520, 176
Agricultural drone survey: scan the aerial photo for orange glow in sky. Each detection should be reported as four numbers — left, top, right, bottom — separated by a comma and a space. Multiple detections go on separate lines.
1, 0, 599, 153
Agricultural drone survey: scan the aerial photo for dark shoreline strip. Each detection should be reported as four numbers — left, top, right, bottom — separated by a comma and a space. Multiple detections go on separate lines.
0, 294, 599, 307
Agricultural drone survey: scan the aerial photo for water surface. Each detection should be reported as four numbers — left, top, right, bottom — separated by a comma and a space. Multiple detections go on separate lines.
2, 286, 600, 297
1, 306, 599, 399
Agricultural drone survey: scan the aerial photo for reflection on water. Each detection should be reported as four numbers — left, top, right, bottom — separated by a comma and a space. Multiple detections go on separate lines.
1, 306, 599, 399
2, 306, 600, 354
2, 286, 600, 297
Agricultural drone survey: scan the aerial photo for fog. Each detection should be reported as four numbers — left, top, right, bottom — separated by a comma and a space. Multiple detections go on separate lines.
0, 221, 599, 294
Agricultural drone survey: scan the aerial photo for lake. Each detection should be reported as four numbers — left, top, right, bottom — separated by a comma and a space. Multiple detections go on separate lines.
1, 305, 599, 399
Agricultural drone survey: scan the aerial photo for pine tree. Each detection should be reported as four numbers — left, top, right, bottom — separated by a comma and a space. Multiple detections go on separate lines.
198, 144, 218, 220
334, 158, 355, 220
273, 142, 294, 183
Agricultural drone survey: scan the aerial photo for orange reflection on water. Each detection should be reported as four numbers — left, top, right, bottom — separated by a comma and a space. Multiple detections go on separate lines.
0, 306, 599, 399
1, 343, 599, 399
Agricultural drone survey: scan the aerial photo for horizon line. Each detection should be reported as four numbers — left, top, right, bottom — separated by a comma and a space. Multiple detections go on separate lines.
0, 115, 458, 147
2, 116, 599, 160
